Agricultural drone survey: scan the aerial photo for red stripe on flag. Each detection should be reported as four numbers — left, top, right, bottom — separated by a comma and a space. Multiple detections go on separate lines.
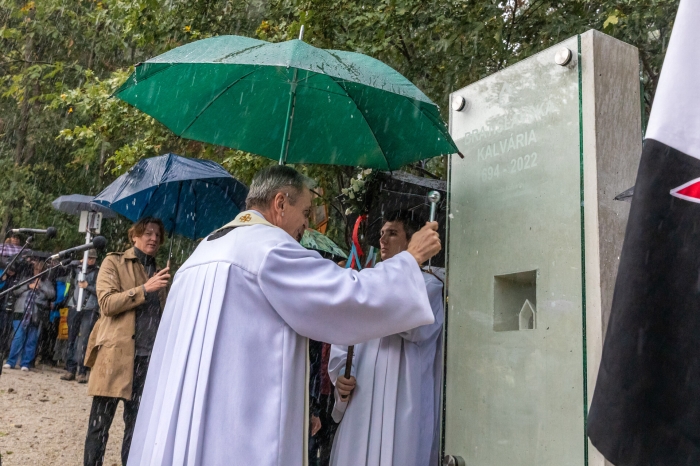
677, 183, 700, 199
671, 177, 700, 203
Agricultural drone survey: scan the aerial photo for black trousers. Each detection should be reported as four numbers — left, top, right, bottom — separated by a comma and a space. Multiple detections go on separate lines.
65, 308, 99, 375
0, 310, 13, 356
84, 355, 150, 466
35, 318, 58, 367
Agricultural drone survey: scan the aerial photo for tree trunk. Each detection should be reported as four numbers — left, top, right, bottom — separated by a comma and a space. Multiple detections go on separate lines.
20, 81, 42, 165
87, 21, 103, 71
14, 90, 31, 165
14, 26, 34, 166
99, 141, 108, 178
1, 210, 11, 238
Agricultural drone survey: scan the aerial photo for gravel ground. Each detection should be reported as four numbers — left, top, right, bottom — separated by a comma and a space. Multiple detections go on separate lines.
0, 364, 124, 466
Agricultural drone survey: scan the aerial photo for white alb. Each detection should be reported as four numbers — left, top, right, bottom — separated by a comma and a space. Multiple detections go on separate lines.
127, 212, 435, 466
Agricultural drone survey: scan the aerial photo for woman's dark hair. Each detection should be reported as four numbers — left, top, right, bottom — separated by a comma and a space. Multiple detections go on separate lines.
128, 217, 166, 245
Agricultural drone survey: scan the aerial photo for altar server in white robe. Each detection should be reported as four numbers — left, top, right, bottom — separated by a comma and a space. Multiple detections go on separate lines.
329, 210, 445, 466
127, 166, 442, 466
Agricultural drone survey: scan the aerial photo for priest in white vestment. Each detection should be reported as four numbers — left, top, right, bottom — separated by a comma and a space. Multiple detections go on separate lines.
328, 211, 445, 466
127, 166, 442, 466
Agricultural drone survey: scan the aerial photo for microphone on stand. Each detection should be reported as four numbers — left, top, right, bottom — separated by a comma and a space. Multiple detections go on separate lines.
10, 227, 58, 239
48, 236, 107, 261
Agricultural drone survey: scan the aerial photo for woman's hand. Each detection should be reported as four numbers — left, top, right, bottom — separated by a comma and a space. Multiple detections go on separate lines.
144, 267, 171, 293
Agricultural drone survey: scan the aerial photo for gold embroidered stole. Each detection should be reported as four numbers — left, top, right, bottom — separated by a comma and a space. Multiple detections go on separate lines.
215, 210, 276, 230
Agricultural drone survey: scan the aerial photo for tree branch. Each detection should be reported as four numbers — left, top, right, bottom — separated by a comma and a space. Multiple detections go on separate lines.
500, 0, 520, 70
398, 33, 412, 64
0, 54, 82, 70
411, 163, 440, 179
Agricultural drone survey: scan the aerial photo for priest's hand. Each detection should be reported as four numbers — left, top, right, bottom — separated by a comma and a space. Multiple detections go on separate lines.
337, 375, 356, 402
144, 267, 171, 293
407, 222, 441, 265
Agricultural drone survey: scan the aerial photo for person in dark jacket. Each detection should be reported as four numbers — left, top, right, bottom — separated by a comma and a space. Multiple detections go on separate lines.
60, 248, 100, 383
3, 257, 55, 371
0, 259, 25, 355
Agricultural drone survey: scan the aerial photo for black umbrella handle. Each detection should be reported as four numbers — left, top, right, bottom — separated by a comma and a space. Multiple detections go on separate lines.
340, 345, 354, 402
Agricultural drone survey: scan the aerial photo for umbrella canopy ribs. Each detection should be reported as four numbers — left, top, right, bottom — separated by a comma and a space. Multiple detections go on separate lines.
115, 35, 458, 170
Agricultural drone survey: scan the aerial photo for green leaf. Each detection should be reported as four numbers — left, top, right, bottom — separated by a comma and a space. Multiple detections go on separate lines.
604, 13, 619, 28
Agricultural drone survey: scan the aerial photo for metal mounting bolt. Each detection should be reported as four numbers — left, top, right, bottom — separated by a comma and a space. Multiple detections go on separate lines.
451, 95, 467, 112
444, 455, 466, 466
554, 47, 573, 66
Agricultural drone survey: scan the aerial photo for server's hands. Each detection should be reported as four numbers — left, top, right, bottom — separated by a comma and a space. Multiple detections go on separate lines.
407, 222, 441, 265
337, 375, 356, 402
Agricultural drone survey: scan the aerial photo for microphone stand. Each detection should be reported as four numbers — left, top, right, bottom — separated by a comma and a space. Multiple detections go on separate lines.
0, 260, 70, 299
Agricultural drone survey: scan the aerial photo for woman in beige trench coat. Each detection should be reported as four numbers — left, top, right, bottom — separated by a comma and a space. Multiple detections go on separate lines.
83, 217, 170, 466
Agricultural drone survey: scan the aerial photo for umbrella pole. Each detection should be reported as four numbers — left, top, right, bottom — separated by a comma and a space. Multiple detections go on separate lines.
167, 182, 184, 267
76, 230, 91, 313
278, 68, 299, 165
340, 345, 354, 402
167, 232, 174, 268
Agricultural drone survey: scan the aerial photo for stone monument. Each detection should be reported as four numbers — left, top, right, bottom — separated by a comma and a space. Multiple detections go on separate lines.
443, 30, 642, 466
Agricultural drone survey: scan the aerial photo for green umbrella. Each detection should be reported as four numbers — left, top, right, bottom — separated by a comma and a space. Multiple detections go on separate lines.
115, 34, 458, 169
301, 228, 347, 260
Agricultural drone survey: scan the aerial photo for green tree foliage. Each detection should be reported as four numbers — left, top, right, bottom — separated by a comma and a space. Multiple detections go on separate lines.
0, 0, 680, 256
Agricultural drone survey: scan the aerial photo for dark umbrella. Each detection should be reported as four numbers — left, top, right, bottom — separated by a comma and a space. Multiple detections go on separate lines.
52, 194, 117, 218
93, 153, 248, 248
363, 171, 447, 267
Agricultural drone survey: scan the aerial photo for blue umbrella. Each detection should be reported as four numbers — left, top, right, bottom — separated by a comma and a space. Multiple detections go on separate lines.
93, 153, 248, 241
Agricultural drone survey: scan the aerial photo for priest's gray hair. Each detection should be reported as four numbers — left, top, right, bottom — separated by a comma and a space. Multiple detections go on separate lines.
246, 165, 316, 210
